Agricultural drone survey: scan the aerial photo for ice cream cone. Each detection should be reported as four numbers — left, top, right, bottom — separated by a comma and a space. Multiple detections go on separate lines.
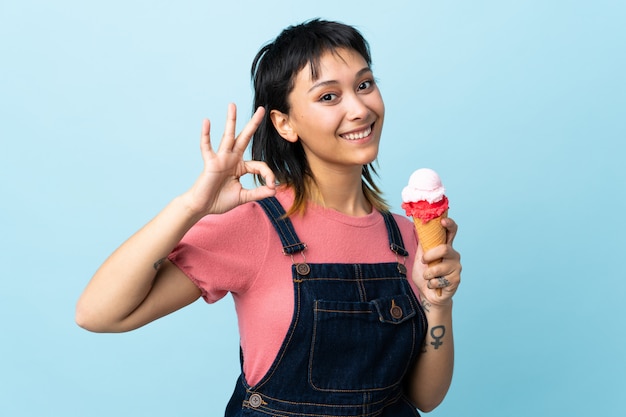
413, 210, 448, 296
412, 210, 448, 265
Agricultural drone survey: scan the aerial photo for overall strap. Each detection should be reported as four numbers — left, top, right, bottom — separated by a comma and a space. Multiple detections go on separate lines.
380, 211, 409, 257
257, 197, 307, 255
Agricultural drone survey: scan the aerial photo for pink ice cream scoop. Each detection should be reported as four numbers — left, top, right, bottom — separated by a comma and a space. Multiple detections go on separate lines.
401, 168, 449, 222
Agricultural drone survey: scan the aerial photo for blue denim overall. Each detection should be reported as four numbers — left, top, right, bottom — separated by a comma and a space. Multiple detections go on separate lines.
225, 197, 427, 417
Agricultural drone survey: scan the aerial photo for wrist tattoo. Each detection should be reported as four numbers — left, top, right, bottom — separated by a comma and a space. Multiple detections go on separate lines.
153, 257, 166, 271
421, 299, 432, 313
430, 325, 446, 350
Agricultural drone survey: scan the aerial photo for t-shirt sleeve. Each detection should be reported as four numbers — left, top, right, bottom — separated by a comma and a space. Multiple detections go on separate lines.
168, 202, 271, 303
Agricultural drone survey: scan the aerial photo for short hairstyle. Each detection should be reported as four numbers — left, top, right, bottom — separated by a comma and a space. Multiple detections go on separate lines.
251, 19, 388, 215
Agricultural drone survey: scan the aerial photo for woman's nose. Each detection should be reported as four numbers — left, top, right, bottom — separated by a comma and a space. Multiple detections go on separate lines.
344, 94, 370, 120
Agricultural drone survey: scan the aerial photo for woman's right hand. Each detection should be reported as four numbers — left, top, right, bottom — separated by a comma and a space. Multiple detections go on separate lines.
182, 103, 277, 217
76, 103, 277, 333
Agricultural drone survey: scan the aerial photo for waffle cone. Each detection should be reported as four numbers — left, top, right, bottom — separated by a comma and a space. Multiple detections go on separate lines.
413, 209, 448, 267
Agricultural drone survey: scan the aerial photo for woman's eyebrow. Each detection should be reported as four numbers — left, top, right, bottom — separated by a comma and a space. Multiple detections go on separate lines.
307, 67, 373, 93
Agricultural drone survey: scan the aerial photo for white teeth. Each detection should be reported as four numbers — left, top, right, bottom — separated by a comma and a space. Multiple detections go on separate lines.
342, 126, 372, 140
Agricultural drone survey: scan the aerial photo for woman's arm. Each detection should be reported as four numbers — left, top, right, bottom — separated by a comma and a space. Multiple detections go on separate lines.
75, 197, 205, 333
75, 104, 276, 333
408, 300, 455, 412
407, 217, 461, 412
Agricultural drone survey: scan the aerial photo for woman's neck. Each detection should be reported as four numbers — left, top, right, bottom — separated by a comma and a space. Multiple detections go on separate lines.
307, 168, 372, 217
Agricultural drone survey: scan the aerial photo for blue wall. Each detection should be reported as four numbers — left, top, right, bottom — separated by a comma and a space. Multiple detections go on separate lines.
1, 1, 624, 415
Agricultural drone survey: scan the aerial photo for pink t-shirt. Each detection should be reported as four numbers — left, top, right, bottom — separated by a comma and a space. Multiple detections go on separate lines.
168, 188, 419, 386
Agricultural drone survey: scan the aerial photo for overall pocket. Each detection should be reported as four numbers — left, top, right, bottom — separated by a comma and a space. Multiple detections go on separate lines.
309, 294, 417, 392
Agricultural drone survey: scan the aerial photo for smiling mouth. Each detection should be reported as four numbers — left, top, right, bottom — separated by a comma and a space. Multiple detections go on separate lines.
340, 125, 373, 141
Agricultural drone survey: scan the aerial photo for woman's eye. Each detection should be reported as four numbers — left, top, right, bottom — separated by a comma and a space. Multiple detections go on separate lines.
320, 93, 337, 102
358, 80, 373, 91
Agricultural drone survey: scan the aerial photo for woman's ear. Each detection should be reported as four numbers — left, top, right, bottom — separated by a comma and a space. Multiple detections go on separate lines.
270, 110, 298, 143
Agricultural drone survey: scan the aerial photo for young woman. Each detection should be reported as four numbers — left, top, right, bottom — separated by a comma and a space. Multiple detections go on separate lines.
76, 19, 462, 416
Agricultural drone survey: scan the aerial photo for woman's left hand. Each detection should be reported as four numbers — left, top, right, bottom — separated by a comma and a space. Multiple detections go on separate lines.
412, 217, 462, 305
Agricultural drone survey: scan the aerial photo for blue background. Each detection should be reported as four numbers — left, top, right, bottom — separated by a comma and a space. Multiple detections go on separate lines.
1, 0, 624, 415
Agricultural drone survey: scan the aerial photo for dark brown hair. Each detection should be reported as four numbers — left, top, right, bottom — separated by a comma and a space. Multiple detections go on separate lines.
251, 19, 388, 215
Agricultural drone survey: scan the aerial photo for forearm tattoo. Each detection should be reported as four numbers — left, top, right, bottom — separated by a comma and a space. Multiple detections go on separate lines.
430, 325, 446, 350
419, 301, 447, 352
153, 257, 166, 271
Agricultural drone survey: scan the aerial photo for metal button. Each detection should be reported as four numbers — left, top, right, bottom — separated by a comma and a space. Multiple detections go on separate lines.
249, 393, 262, 408
390, 300, 403, 319
397, 263, 407, 274
296, 263, 310, 276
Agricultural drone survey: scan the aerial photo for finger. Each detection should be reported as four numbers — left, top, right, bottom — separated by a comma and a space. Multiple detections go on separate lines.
442, 217, 458, 245
422, 246, 445, 266
217, 103, 238, 153
239, 161, 277, 203
424, 257, 450, 279
200, 118, 212, 154
241, 184, 278, 204
241, 160, 276, 187
233, 106, 266, 154
418, 241, 446, 273
426, 276, 452, 290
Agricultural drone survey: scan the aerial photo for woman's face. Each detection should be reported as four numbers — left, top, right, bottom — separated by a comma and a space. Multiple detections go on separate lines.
277, 48, 385, 176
